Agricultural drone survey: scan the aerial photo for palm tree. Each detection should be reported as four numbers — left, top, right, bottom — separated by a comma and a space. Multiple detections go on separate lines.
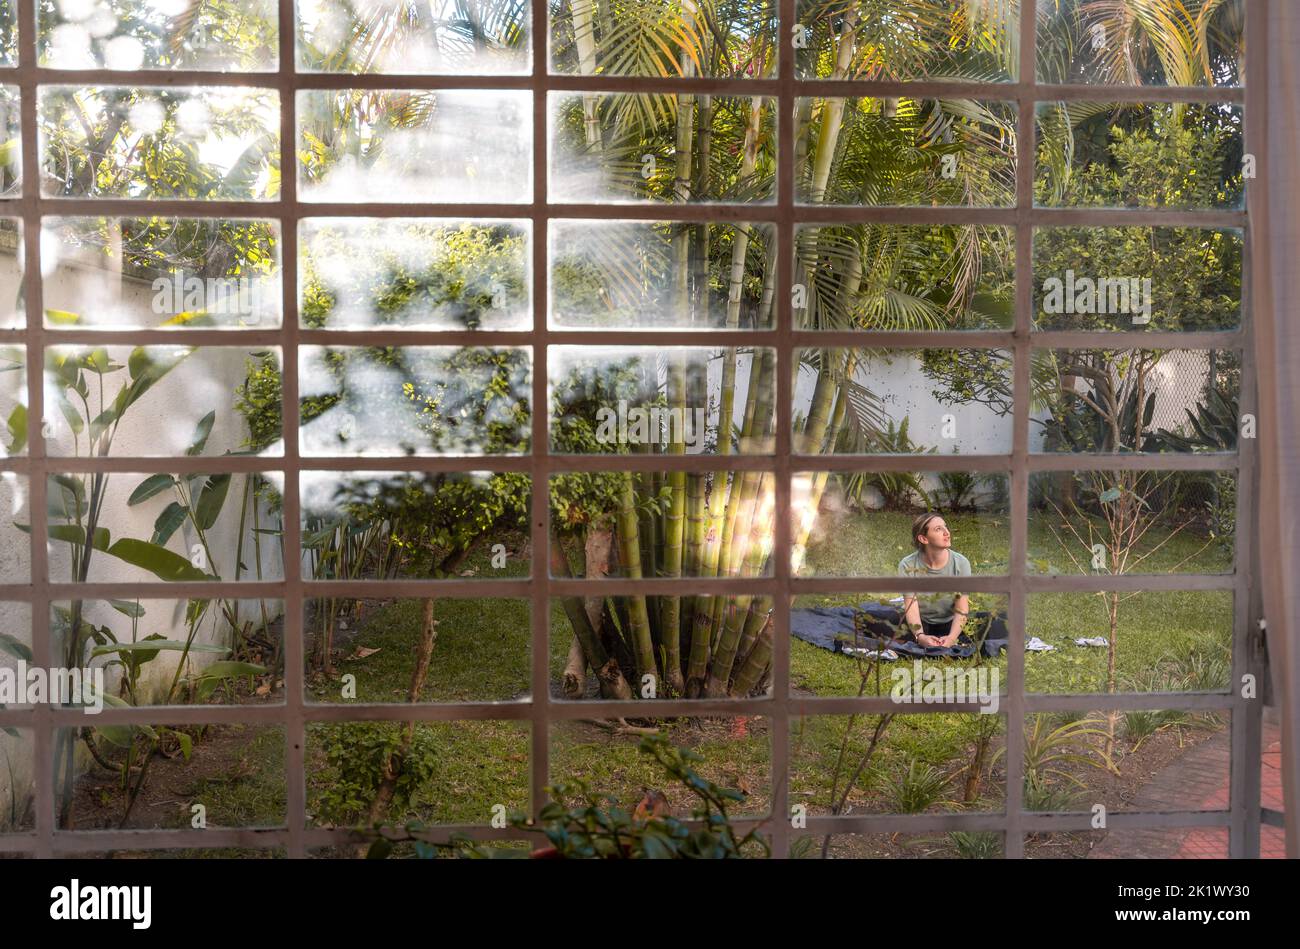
546, 0, 1023, 697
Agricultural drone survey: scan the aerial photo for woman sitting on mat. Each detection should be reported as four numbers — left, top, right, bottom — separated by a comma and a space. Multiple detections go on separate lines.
895, 512, 1007, 649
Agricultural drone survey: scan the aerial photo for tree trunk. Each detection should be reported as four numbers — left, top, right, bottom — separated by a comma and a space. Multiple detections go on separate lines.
551, 529, 632, 700
562, 636, 587, 698
357, 597, 437, 855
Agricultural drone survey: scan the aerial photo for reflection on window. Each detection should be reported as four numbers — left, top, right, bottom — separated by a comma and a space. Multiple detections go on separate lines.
299, 0, 530, 75
795, 347, 1015, 455
298, 89, 531, 204
39, 86, 280, 201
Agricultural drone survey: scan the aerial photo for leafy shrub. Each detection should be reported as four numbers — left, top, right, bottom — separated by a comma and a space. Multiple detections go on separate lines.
887, 760, 950, 813
316, 723, 440, 826
947, 830, 1002, 859
368, 735, 768, 860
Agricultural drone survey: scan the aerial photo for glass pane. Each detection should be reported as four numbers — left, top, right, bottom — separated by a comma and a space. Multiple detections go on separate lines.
0, 219, 20, 329
0, 0, 13, 66
550, 0, 776, 78
1027, 828, 1229, 858
550, 220, 775, 330
300, 218, 531, 330
52, 597, 284, 707
298, 346, 531, 456
0, 86, 20, 196
549, 718, 770, 821
1029, 471, 1235, 575
1034, 228, 1242, 332
0, 474, 29, 582
0, 344, 25, 457
296, 470, 531, 580
43, 345, 283, 457
796, 0, 1019, 81
306, 597, 530, 703
552, 587, 776, 701
795, 347, 1015, 454
797, 832, 1003, 859
40, 0, 278, 71
791, 592, 1010, 697
1036, 0, 1244, 87
43, 217, 283, 330
1026, 590, 1231, 695
550, 468, 772, 578
46, 468, 280, 584
1022, 710, 1229, 814
0, 601, 32, 709
306, 720, 529, 827
549, 345, 776, 455
298, 0, 530, 75
1031, 349, 1241, 453
39, 87, 280, 201
297, 89, 531, 204
1035, 102, 1244, 209
548, 93, 774, 204
0, 729, 33, 832
57, 723, 284, 830
795, 224, 1015, 331
795, 472, 1010, 577
791, 713, 1006, 814
795, 97, 1017, 207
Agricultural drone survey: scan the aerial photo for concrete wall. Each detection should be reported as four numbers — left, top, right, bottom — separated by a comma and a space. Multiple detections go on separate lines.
0, 238, 285, 831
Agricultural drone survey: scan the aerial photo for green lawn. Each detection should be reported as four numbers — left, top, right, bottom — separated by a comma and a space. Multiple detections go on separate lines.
193, 510, 1233, 839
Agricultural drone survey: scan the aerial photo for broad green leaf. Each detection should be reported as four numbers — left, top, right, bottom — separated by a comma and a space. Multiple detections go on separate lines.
6, 404, 26, 454
171, 729, 193, 762
104, 538, 211, 582
152, 501, 188, 545
88, 406, 119, 442
186, 410, 216, 456
128, 474, 175, 506
89, 639, 228, 658
125, 346, 191, 408
194, 473, 232, 530
58, 396, 84, 436
84, 688, 158, 746
1098, 487, 1122, 502
109, 599, 146, 618
0, 632, 32, 661
196, 660, 267, 679
15, 522, 112, 551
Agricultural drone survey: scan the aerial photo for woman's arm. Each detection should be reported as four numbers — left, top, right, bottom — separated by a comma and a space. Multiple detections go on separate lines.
902, 595, 942, 647
942, 594, 971, 646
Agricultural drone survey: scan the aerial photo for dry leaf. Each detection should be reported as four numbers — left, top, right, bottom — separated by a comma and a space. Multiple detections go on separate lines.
254, 682, 271, 696
347, 645, 381, 660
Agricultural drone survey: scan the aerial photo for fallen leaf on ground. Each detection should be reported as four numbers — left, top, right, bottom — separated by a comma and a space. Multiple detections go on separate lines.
347, 645, 381, 660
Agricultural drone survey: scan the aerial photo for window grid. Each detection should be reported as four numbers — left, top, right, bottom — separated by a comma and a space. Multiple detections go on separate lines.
0, 0, 1265, 857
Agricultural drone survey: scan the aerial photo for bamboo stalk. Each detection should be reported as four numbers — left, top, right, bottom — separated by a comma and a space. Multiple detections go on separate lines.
731, 615, 773, 697
615, 473, 657, 688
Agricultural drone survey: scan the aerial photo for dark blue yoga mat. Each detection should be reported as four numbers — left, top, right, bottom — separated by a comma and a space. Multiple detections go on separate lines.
790, 602, 1007, 660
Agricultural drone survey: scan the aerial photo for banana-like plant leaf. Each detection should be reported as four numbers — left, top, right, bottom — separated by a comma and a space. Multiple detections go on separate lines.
186, 410, 217, 457
128, 474, 176, 506
152, 501, 188, 546
0, 632, 32, 661
103, 538, 211, 581
194, 473, 232, 530
89, 640, 228, 658
196, 661, 267, 679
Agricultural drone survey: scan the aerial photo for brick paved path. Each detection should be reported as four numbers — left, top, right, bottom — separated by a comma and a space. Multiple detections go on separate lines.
1087, 722, 1284, 858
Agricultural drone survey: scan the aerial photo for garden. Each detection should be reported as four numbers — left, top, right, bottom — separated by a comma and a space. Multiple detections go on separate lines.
0, 0, 1248, 859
